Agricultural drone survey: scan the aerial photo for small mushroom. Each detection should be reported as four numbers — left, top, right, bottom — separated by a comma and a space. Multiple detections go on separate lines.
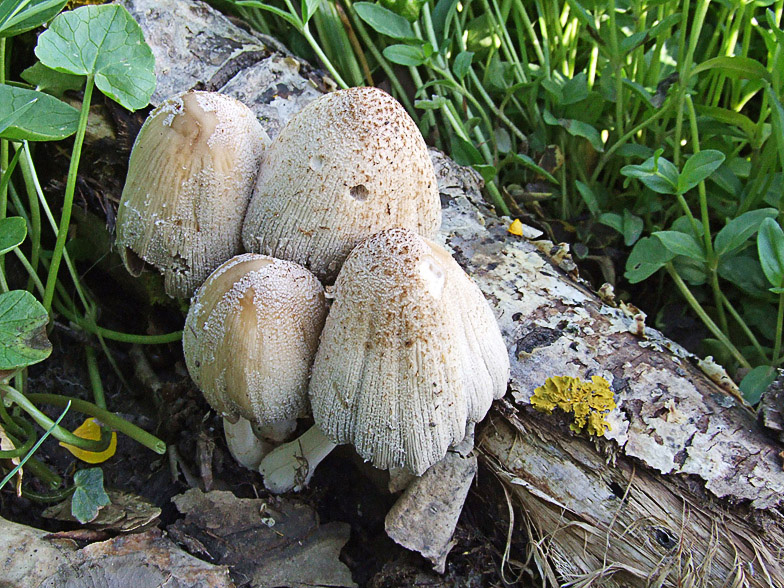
117, 91, 269, 298
183, 253, 328, 469
260, 228, 509, 491
241, 87, 440, 282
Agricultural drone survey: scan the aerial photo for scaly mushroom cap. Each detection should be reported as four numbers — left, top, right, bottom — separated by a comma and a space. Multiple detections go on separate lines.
309, 228, 509, 475
184, 254, 328, 425
241, 87, 441, 282
117, 91, 269, 298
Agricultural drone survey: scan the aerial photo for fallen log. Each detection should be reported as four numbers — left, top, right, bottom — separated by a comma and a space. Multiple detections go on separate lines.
108, 1, 784, 585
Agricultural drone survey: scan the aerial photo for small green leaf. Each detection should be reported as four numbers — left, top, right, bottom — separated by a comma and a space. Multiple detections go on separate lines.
625, 236, 675, 283
34, 5, 156, 112
453, 51, 473, 80
561, 72, 589, 105
473, 164, 496, 183
740, 366, 777, 405
619, 31, 646, 53
383, 43, 427, 66
599, 210, 643, 246
765, 84, 784, 174
621, 152, 679, 194
575, 180, 600, 216
0, 217, 27, 254
301, 0, 320, 23
696, 105, 756, 140
21, 62, 85, 98
354, 2, 414, 39
654, 231, 707, 261
431, 0, 459, 42
0, 290, 51, 370
508, 152, 559, 185
714, 208, 778, 257
542, 110, 604, 152
0, 84, 79, 141
71, 467, 111, 523
718, 254, 772, 298
414, 96, 448, 110
449, 134, 483, 166
690, 56, 772, 83
766, 9, 784, 46
677, 150, 725, 194
379, 0, 427, 22
757, 218, 784, 289
0, 0, 66, 37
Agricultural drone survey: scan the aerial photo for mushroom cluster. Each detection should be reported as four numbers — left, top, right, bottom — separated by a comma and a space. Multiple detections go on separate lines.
117, 86, 509, 490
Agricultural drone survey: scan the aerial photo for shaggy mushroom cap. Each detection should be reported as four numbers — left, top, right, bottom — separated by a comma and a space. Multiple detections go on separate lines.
183, 253, 328, 431
310, 227, 509, 475
241, 87, 440, 282
117, 90, 269, 298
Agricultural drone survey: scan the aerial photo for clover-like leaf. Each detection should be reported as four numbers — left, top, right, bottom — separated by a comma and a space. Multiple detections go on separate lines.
34, 4, 155, 111
0, 83, 79, 141
71, 467, 111, 523
0, 290, 51, 370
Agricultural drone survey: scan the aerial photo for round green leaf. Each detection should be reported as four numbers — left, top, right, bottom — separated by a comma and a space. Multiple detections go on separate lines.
0, 290, 51, 370
0, 83, 79, 141
34, 5, 155, 112
625, 237, 675, 283
740, 366, 777, 405
0, 217, 27, 255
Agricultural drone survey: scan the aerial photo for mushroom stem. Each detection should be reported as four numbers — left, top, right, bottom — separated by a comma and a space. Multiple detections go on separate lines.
258, 425, 337, 493
224, 417, 273, 470
255, 419, 297, 444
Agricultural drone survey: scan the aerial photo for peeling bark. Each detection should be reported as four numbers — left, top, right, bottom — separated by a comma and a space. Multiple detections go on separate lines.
118, 1, 784, 585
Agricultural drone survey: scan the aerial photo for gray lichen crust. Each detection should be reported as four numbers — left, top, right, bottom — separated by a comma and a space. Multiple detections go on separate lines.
309, 228, 509, 475
117, 91, 269, 298
183, 254, 327, 425
241, 87, 441, 282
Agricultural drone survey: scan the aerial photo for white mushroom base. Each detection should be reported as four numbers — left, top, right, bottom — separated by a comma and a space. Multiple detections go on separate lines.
258, 425, 337, 493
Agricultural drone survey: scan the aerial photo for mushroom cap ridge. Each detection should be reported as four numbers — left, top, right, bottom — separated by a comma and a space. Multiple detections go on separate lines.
241, 86, 441, 283
309, 228, 509, 475
184, 253, 328, 425
117, 90, 269, 298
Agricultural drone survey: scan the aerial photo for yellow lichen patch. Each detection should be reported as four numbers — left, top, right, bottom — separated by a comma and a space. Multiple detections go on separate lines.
508, 219, 524, 236
60, 418, 117, 464
531, 375, 616, 436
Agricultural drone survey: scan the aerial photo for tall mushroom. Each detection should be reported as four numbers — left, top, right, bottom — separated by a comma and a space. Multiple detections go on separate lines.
260, 228, 509, 491
183, 253, 328, 469
117, 90, 269, 298
242, 87, 440, 282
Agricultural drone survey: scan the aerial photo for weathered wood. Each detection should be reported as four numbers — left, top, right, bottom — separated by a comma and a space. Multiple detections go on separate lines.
117, 1, 784, 585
